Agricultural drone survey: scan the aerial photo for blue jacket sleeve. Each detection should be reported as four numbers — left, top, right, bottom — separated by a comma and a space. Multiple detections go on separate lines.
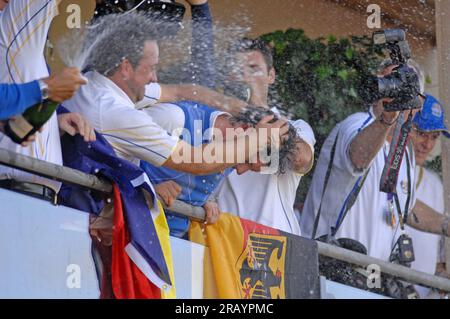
191, 2, 216, 88
0, 81, 42, 120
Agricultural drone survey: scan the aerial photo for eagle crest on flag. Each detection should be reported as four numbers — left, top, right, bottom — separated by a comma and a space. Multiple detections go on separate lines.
236, 233, 287, 299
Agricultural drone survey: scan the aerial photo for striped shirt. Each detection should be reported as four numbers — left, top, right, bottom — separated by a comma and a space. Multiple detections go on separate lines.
0, 0, 62, 191
63, 71, 179, 167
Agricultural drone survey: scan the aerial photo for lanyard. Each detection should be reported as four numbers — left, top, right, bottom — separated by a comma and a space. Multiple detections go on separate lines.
383, 145, 411, 230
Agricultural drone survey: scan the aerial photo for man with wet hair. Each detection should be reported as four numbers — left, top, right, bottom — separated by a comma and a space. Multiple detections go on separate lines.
214, 37, 316, 236
63, 11, 287, 185
141, 103, 248, 238
141, 103, 299, 239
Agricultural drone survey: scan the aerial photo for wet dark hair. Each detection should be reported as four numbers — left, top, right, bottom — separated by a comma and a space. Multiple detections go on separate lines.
229, 37, 274, 71
231, 106, 297, 174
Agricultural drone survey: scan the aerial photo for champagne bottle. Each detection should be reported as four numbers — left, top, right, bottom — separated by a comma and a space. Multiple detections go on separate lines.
4, 99, 59, 144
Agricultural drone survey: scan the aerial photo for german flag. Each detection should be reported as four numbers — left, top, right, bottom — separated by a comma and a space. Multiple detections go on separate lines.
190, 213, 320, 299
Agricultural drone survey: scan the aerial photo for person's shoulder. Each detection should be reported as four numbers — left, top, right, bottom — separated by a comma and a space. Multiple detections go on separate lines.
145, 103, 184, 118
176, 100, 216, 112
144, 103, 186, 133
290, 118, 313, 131
337, 111, 374, 132
343, 111, 373, 123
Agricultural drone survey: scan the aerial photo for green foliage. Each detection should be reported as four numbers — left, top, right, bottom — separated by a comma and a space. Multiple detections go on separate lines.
261, 29, 385, 202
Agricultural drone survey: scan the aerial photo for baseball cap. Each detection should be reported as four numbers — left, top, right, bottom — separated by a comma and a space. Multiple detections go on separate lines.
413, 94, 450, 138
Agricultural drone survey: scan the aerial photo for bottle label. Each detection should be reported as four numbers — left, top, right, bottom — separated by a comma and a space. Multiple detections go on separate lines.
8, 115, 34, 139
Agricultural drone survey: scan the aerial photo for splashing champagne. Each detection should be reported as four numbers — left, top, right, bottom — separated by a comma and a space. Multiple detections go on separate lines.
3, 25, 96, 144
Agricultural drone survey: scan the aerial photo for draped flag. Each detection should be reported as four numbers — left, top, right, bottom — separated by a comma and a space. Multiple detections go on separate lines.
60, 132, 176, 299
190, 214, 320, 299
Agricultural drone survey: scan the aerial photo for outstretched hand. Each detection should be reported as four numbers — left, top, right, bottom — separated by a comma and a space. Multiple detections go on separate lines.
58, 112, 96, 142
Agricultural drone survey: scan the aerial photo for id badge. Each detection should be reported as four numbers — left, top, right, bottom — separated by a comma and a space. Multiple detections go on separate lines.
384, 201, 396, 228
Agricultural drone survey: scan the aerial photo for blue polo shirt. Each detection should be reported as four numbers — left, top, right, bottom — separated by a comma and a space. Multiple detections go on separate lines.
141, 101, 232, 238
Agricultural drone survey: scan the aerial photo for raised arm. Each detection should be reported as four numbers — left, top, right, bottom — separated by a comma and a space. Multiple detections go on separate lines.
158, 83, 247, 115
349, 98, 399, 171
188, 0, 216, 88
163, 115, 289, 175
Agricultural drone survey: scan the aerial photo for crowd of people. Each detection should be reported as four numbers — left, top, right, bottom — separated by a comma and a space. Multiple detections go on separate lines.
0, 0, 449, 299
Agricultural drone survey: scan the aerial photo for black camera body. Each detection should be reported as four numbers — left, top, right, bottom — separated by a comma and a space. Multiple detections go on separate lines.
359, 29, 422, 112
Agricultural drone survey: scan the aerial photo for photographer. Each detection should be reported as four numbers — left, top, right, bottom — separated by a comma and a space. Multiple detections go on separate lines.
300, 70, 412, 263
301, 60, 450, 264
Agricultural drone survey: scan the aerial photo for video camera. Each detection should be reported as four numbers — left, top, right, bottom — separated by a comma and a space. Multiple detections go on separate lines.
359, 29, 422, 112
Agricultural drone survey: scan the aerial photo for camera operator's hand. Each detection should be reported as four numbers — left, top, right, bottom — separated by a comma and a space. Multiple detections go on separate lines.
43, 67, 87, 103
375, 98, 400, 127
186, 0, 207, 5
379, 64, 398, 77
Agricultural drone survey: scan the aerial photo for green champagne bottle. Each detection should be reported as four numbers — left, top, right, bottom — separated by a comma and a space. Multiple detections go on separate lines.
4, 99, 59, 144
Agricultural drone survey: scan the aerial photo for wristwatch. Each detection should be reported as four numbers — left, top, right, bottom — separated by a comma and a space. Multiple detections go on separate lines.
37, 79, 49, 100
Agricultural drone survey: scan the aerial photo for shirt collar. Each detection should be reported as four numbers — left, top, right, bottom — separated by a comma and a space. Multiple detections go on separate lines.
90, 71, 135, 107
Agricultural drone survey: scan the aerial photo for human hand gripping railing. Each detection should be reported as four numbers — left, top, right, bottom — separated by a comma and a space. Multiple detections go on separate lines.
0, 147, 449, 294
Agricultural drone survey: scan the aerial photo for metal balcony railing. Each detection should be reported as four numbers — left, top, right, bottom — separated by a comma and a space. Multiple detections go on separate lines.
0, 148, 449, 294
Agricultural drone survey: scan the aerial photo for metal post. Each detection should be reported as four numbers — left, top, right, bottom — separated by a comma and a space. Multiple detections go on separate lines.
435, 0, 450, 271
0, 148, 112, 194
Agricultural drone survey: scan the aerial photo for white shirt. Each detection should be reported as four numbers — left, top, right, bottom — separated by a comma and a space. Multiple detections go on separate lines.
62, 71, 179, 166
406, 166, 444, 298
301, 111, 417, 262
0, 0, 62, 191
215, 108, 316, 235
143, 103, 228, 137
136, 83, 162, 110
